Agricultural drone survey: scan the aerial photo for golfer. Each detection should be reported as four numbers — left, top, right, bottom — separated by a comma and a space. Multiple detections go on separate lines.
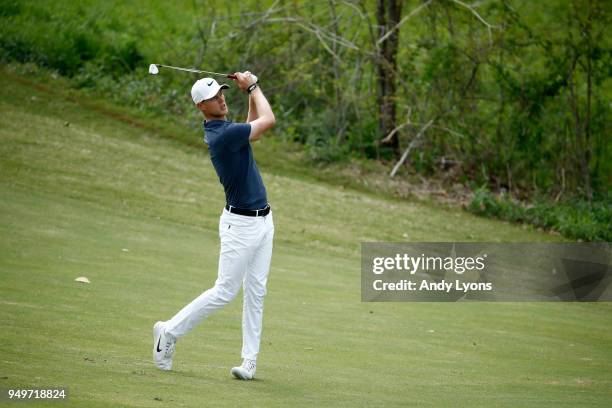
153, 71, 275, 380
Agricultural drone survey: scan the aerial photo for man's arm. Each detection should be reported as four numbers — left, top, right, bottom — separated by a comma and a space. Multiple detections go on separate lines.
247, 87, 275, 142
246, 93, 258, 123
234, 72, 275, 142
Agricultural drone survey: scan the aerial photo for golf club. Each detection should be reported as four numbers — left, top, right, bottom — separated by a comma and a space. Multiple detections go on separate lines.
149, 64, 237, 79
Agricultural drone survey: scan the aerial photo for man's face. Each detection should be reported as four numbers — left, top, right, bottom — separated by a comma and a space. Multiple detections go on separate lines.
197, 89, 228, 119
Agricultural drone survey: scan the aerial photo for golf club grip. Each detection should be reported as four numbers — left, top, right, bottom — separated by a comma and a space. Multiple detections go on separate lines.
227, 74, 237, 79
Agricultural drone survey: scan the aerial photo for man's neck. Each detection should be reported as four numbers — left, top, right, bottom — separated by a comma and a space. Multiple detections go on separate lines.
205, 114, 226, 121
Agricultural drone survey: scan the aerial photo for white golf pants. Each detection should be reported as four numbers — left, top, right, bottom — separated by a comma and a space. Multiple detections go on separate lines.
165, 208, 274, 361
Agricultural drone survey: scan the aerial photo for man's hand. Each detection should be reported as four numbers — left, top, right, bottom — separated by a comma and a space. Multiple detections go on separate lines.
233, 71, 258, 92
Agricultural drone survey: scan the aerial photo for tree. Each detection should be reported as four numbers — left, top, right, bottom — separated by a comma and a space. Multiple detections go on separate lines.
376, 0, 404, 157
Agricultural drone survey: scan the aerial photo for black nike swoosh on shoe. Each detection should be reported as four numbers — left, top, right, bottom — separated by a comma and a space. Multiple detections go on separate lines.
207, 81, 213, 86
156, 337, 162, 353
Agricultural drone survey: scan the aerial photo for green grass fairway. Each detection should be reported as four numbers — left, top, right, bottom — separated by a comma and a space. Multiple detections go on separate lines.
1, 68, 611, 407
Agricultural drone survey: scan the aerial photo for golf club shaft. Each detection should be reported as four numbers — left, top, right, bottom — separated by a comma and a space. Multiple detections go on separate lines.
157, 64, 236, 79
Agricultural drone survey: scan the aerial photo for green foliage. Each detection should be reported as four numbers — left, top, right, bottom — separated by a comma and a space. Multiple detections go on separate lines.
0, 0, 20, 17
0, 1, 143, 76
468, 187, 611, 241
0, 0, 609, 241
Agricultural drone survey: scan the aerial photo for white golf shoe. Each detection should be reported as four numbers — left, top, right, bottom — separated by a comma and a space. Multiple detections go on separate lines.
230, 359, 257, 380
152, 321, 176, 371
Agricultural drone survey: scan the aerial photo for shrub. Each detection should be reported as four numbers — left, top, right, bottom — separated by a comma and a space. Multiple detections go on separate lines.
468, 188, 611, 241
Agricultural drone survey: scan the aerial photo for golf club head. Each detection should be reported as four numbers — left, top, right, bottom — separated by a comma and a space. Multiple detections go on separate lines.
148, 64, 159, 75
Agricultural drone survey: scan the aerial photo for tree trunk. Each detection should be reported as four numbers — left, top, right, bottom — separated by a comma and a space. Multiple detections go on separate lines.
376, 0, 403, 157
584, 0, 593, 202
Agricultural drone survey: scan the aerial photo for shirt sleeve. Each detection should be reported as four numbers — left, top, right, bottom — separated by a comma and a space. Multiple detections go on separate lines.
223, 123, 251, 152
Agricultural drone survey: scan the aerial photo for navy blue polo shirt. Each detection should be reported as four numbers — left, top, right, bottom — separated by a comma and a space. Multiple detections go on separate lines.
203, 120, 268, 210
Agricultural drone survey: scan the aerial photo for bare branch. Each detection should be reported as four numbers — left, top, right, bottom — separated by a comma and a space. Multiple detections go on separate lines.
307, 23, 343, 63
390, 119, 435, 178
377, 0, 433, 45
450, 0, 496, 29
340, 0, 366, 19
264, 17, 360, 51
381, 106, 412, 143
430, 125, 465, 139
450, 0, 498, 43
377, 0, 498, 46
242, 0, 282, 30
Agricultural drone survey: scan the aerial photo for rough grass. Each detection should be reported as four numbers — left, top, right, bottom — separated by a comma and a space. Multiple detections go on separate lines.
1, 67, 611, 407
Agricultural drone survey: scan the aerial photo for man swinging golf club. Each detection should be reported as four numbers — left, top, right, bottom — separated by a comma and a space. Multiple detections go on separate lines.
153, 71, 275, 380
